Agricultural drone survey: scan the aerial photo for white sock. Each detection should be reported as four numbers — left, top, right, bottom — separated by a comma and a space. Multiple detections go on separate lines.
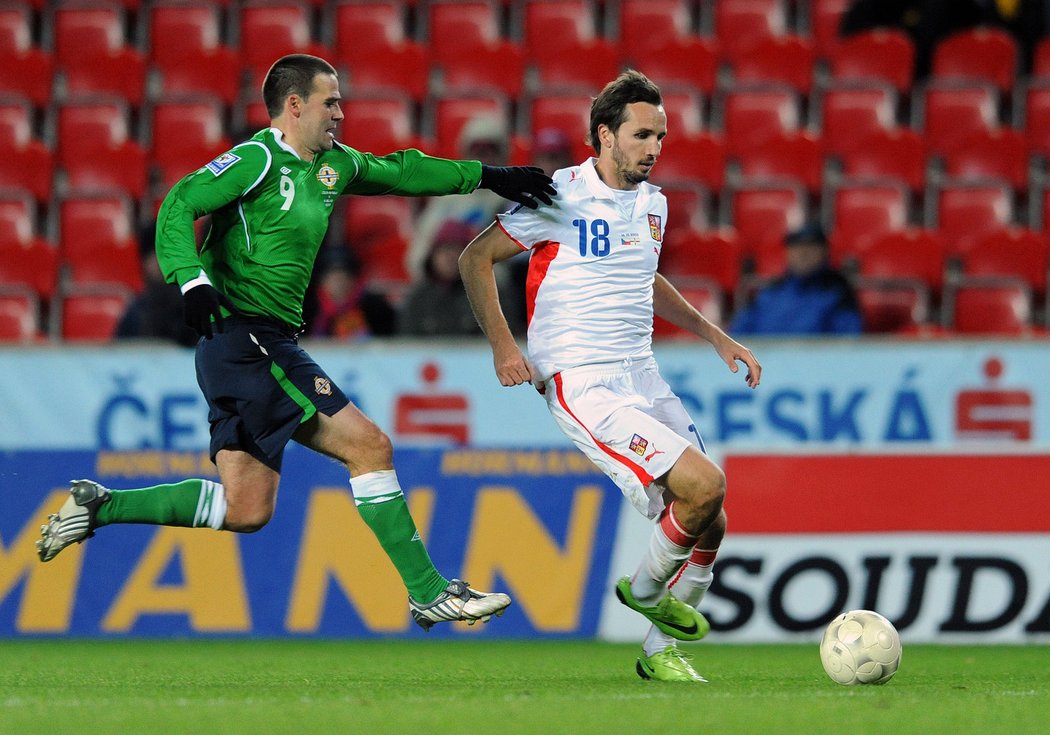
630, 502, 699, 603
192, 480, 227, 530
643, 547, 718, 657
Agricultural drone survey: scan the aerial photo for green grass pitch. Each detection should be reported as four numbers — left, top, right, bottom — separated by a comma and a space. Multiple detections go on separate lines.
0, 640, 1047, 735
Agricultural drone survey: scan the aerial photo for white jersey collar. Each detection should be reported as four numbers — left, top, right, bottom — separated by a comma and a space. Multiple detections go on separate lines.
579, 157, 660, 217
268, 127, 302, 159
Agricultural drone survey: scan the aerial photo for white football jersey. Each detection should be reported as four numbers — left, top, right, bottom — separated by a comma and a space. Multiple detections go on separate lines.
497, 158, 667, 380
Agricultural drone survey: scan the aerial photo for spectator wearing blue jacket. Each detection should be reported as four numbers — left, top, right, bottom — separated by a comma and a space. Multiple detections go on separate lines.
730, 223, 863, 336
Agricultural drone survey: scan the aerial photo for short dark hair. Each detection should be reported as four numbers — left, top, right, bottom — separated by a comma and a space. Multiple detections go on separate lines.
262, 54, 338, 119
587, 70, 662, 153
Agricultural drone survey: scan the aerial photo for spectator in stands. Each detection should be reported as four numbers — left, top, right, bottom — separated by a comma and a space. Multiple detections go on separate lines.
406, 114, 512, 281
530, 127, 575, 174
400, 220, 483, 337
308, 247, 396, 339
729, 222, 863, 336
116, 224, 198, 347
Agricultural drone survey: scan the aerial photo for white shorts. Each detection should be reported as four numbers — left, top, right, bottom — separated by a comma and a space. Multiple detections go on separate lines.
543, 356, 705, 520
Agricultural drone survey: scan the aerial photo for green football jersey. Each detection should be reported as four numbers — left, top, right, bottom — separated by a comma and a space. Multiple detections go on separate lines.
156, 128, 482, 328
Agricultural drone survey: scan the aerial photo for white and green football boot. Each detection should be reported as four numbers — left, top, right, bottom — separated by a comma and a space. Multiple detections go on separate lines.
636, 646, 708, 683
36, 479, 110, 562
409, 579, 511, 631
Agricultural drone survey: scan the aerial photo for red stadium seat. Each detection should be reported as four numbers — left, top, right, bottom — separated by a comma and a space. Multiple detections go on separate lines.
828, 180, 909, 259
426, 0, 502, 63
662, 89, 704, 140
0, 191, 58, 299
331, 0, 426, 100
344, 195, 413, 247
854, 228, 947, 293
856, 280, 931, 334
0, 5, 31, 56
428, 93, 512, 159
0, 46, 54, 107
727, 182, 806, 267
631, 36, 718, 96
154, 50, 242, 106
830, 29, 915, 93
0, 287, 41, 342
1035, 36, 1050, 79
659, 227, 744, 294
714, 0, 788, 64
660, 181, 710, 234
238, 1, 330, 84
53, 4, 146, 105
149, 2, 226, 65
653, 276, 725, 337
0, 98, 53, 202
834, 128, 926, 194
818, 82, 898, 157
1022, 81, 1050, 159
58, 286, 134, 342
528, 91, 594, 163
654, 132, 726, 192
729, 35, 816, 95
720, 85, 802, 157
522, 0, 601, 60
917, 81, 1000, 155
617, 0, 694, 58
149, 97, 232, 188
939, 128, 1027, 191
58, 193, 142, 291
733, 130, 823, 195
810, 0, 851, 56
340, 93, 418, 154
957, 228, 1049, 293
56, 98, 147, 197
931, 27, 1018, 94
439, 44, 525, 98
934, 180, 1015, 255
947, 281, 1034, 334
529, 38, 619, 93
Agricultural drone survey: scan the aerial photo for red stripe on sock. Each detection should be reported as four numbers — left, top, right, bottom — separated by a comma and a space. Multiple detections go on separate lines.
689, 547, 718, 566
660, 503, 699, 548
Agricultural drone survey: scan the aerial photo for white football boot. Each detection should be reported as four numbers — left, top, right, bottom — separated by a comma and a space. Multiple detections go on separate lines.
409, 579, 511, 631
36, 479, 111, 562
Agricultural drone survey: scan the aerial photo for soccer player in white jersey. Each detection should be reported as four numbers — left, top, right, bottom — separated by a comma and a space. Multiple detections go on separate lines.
459, 71, 762, 682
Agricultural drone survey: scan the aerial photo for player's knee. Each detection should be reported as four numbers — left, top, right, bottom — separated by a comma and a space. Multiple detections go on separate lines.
350, 424, 394, 471
224, 504, 274, 533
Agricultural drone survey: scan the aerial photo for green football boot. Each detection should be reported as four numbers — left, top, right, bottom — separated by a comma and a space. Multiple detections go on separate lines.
636, 646, 708, 683
614, 576, 710, 641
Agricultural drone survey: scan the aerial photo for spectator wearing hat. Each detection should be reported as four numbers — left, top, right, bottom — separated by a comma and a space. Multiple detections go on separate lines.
309, 247, 397, 339
729, 223, 863, 336
400, 220, 484, 337
530, 127, 575, 174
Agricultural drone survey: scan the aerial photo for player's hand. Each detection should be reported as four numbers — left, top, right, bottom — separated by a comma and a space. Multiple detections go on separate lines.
715, 336, 762, 389
493, 342, 533, 387
479, 165, 556, 209
182, 284, 235, 339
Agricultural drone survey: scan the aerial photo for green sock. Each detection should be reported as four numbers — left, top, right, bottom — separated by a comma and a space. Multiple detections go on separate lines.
352, 470, 448, 603
95, 479, 226, 529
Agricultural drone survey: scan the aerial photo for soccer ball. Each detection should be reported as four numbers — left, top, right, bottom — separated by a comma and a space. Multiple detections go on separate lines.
819, 609, 902, 685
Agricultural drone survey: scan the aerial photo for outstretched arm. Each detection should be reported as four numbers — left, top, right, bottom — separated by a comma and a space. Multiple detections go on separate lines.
653, 273, 762, 388
459, 223, 534, 387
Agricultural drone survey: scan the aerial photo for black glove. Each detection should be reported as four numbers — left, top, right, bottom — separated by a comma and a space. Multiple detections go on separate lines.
479, 165, 556, 209
182, 284, 235, 339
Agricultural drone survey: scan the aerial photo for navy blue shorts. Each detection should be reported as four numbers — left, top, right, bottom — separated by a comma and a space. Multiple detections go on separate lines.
194, 315, 349, 471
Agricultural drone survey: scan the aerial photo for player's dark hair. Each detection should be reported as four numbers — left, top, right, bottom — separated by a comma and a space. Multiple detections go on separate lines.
262, 54, 338, 119
587, 70, 662, 153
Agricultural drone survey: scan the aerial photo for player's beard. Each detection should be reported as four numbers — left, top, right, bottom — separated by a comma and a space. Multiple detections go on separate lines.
612, 142, 651, 187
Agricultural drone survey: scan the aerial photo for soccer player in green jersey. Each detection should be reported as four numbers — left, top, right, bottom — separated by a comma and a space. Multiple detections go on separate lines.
37, 54, 556, 631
